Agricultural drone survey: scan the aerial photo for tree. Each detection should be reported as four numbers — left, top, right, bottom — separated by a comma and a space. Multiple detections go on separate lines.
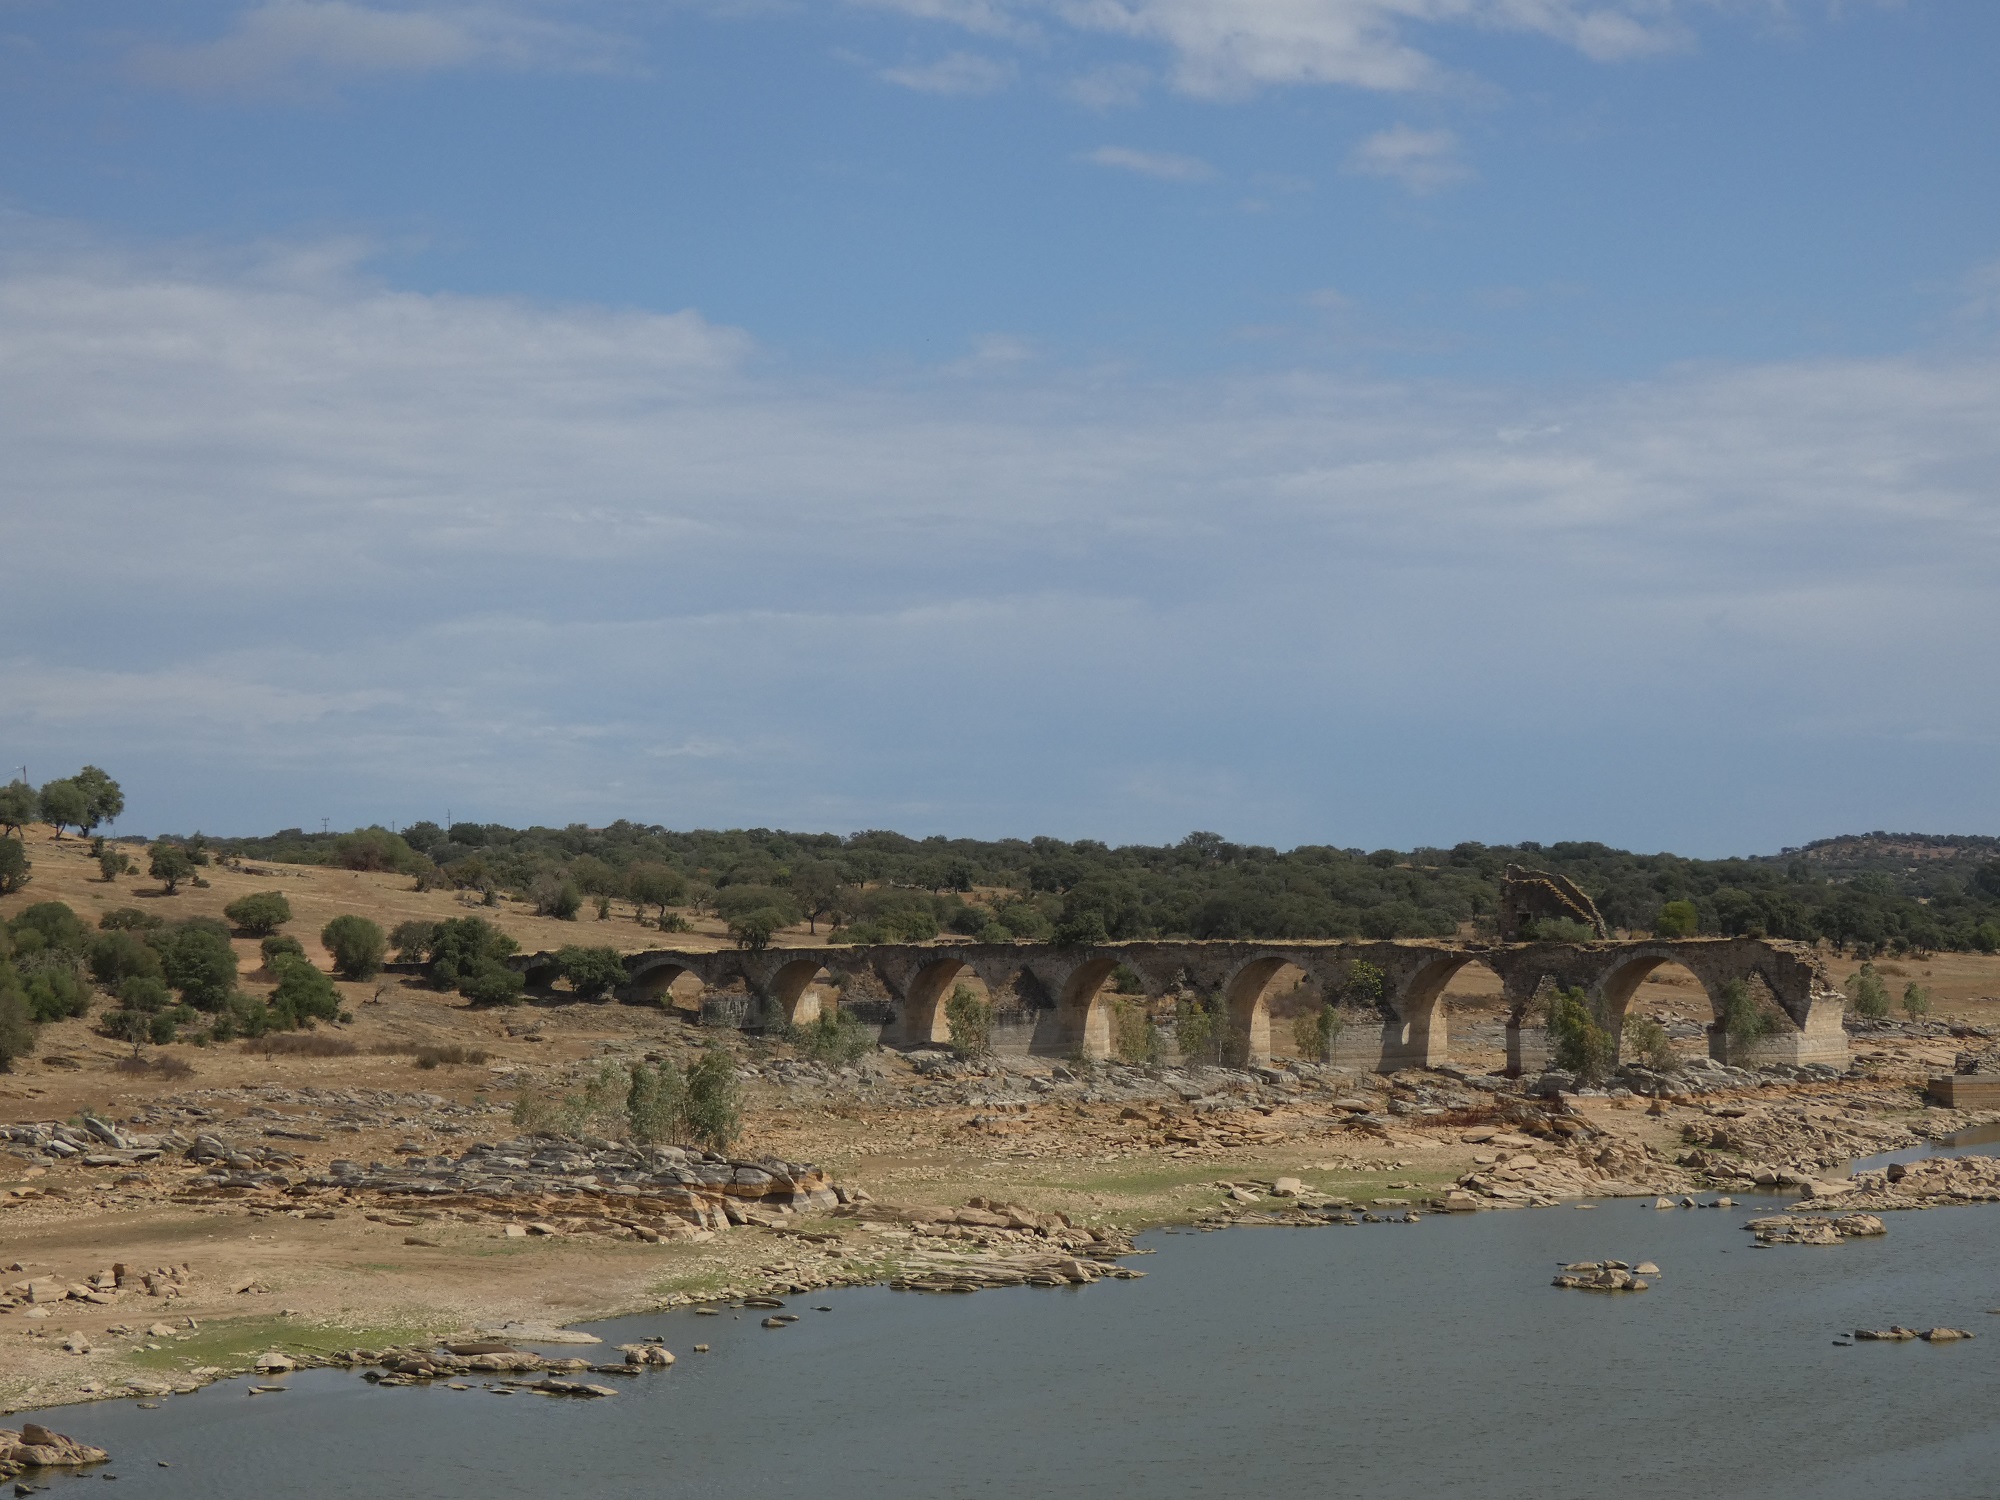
1720, 979, 1782, 1048
268, 955, 342, 1028
461, 963, 525, 1006
261, 933, 306, 966
728, 909, 784, 951
1654, 901, 1699, 939
789, 861, 846, 935
1545, 986, 1614, 1082
149, 843, 196, 894
390, 919, 441, 962
321, 915, 387, 979
682, 1044, 741, 1152
1291, 1002, 1342, 1063
97, 849, 132, 882
945, 983, 992, 1056
1848, 963, 1891, 1020
427, 916, 518, 993
625, 863, 687, 926
12, 902, 89, 953
555, 945, 626, 1000
626, 1059, 687, 1145
0, 840, 28, 896
224, 891, 293, 936
0, 943, 34, 1071
71, 767, 123, 831
23, 965, 89, 1023
1051, 910, 1109, 947
1902, 981, 1931, 1022
89, 930, 164, 987
529, 872, 582, 920
37, 779, 88, 839
0, 781, 34, 837
150, 922, 239, 1011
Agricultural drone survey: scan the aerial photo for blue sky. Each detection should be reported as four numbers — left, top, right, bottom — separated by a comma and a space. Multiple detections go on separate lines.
2, 0, 1997, 852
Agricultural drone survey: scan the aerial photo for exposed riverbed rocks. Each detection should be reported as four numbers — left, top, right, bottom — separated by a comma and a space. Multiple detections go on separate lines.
1743, 1213, 1886, 1245
1802, 1154, 2000, 1212
0, 1422, 109, 1478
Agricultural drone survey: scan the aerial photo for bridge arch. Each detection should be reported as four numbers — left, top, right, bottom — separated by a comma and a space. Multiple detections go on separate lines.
765, 958, 837, 1028
1057, 955, 1123, 1061
889, 954, 984, 1048
1219, 955, 1307, 1065
625, 958, 707, 1013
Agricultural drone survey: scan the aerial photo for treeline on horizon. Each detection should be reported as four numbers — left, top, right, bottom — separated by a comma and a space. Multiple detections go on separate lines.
186, 820, 2000, 957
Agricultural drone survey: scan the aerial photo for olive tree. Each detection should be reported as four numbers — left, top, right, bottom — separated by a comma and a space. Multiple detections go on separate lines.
321, 915, 388, 979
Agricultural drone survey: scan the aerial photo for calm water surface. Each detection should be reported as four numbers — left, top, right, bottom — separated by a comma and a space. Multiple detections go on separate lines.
18, 1196, 2000, 1499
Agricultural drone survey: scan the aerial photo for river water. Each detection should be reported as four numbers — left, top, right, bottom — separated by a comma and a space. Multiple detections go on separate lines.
17, 1177, 2000, 1500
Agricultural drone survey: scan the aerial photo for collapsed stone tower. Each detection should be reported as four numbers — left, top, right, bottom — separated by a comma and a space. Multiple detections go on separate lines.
1497, 864, 1608, 942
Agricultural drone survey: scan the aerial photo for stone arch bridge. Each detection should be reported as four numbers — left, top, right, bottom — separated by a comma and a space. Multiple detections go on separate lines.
516, 937, 1848, 1075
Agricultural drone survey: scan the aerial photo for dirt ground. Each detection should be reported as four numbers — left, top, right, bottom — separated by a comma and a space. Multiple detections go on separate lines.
6, 827, 2000, 1414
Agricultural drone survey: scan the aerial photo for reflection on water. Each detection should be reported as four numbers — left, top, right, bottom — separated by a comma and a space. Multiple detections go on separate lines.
17, 1196, 2000, 1500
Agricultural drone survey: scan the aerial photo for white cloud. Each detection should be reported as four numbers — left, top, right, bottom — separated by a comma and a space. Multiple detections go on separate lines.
1345, 122, 1468, 190
1083, 143, 1217, 179
880, 49, 1017, 92
879, 0, 1685, 96
2, 234, 1997, 848
127, 1, 628, 95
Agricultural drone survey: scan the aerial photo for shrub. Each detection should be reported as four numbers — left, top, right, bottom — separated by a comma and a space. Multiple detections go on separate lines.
23, 965, 90, 1023
1848, 963, 1891, 1020
1110, 997, 1162, 1064
414, 1043, 489, 1069
1621, 1015, 1675, 1071
945, 983, 992, 1056
0, 840, 31, 895
89, 930, 164, 988
461, 961, 525, 1006
1720, 979, 1783, 1047
1291, 1002, 1343, 1063
117, 975, 174, 1012
11, 902, 89, 954
727, 909, 786, 951
530, 872, 583, 921
97, 850, 133, 882
786, 1009, 874, 1066
261, 933, 306, 966
251, 1031, 358, 1058
224, 891, 292, 936
1545, 986, 1614, 1082
149, 843, 196, 893
328, 826, 425, 873
0, 950, 35, 1070
1052, 911, 1109, 947
269, 954, 342, 1028
977, 922, 1014, 944
1174, 994, 1238, 1066
626, 1059, 687, 1145
1341, 960, 1386, 1009
555, 945, 626, 1000
321, 914, 387, 979
1654, 900, 1700, 938
1902, 981, 1931, 1022
149, 921, 239, 1011
427, 917, 518, 992
391, 919, 441, 963
515, 1061, 629, 1138
100, 907, 162, 932
683, 1044, 741, 1152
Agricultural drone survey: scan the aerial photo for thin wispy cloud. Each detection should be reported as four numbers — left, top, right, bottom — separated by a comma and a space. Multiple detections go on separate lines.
1083, 144, 1217, 180
880, 49, 1017, 94
1345, 123, 1468, 191
127, 1, 629, 96
875, 0, 1685, 96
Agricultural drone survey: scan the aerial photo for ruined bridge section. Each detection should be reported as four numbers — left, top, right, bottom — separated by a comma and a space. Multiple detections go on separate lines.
517, 937, 1846, 1076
